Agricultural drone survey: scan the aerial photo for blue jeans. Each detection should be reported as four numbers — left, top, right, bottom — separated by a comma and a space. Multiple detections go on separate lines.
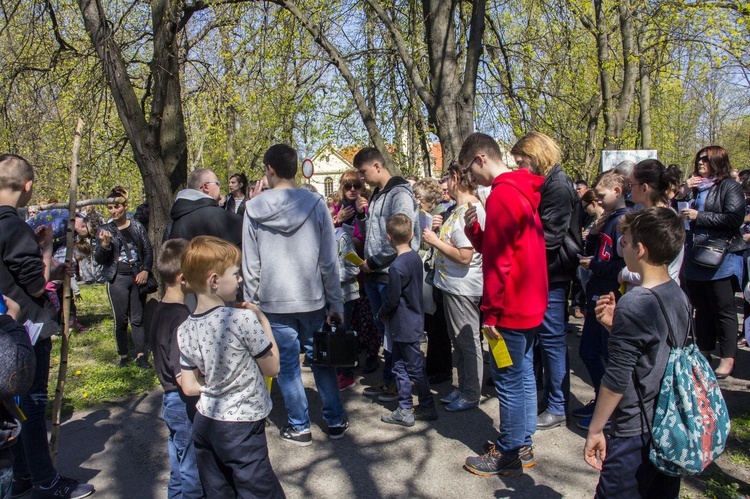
0, 466, 11, 499
536, 282, 570, 416
162, 392, 204, 499
491, 328, 537, 458
364, 279, 394, 384
266, 309, 345, 430
579, 306, 609, 396
12, 338, 57, 486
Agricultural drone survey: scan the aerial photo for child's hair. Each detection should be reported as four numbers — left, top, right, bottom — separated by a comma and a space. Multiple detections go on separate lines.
386, 214, 413, 245
617, 207, 685, 266
595, 170, 628, 193
352, 147, 385, 168
181, 236, 241, 292
412, 178, 442, 210
0, 154, 34, 190
509, 131, 561, 176
157, 239, 189, 285
264, 144, 298, 179
298, 183, 318, 194
446, 160, 478, 192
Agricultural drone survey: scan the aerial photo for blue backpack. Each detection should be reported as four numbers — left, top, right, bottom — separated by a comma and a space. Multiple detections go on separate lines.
635, 289, 730, 477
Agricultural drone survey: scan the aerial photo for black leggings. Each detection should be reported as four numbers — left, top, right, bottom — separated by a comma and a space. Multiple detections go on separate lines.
686, 277, 738, 360
107, 272, 146, 356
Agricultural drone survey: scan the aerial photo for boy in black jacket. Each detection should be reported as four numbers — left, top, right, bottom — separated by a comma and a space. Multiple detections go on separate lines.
576, 171, 629, 430
377, 214, 436, 427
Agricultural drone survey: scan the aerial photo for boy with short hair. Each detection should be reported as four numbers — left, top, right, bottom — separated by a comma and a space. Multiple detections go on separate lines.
585, 207, 687, 496
149, 239, 204, 498
576, 171, 630, 429
0, 153, 94, 499
178, 236, 284, 498
377, 214, 436, 426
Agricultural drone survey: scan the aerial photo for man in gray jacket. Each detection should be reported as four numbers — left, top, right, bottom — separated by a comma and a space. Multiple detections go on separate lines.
353, 147, 420, 399
242, 144, 347, 446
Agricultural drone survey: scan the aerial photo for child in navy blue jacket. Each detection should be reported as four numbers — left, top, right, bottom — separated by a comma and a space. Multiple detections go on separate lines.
576, 171, 630, 430
377, 214, 436, 426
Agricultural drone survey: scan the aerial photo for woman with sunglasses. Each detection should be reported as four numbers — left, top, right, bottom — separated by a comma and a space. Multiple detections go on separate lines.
422, 162, 485, 411
678, 146, 744, 378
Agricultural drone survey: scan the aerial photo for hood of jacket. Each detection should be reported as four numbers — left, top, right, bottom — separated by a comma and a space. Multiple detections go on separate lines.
492, 168, 545, 210
245, 188, 324, 233
170, 189, 218, 221
370, 176, 412, 204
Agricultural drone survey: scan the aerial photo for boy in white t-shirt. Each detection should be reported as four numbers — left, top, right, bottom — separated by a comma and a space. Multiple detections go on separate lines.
178, 236, 284, 498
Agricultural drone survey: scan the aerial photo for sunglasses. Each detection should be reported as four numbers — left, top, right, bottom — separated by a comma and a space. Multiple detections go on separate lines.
699, 156, 709, 163
344, 183, 362, 190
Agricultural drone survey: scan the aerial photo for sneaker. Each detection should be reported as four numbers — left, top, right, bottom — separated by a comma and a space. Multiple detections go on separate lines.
482, 442, 535, 468
118, 357, 130, 368
381, 407, 415, 427
536, 410, 566, 430
32, 475, 94, 499
412, 404, 438, 421
11, 476, 32, 498
338, 374, 355, 391
363, 380, 387, 397
445, 396, 479, 412
328, 418, 349, 440
279, 425, 312, 446
377, 384, 399, 402
439, 389, 461, 404
135, 356, 152, 369
572, 400, 596, 419
576, 416, 610, 431
464, 448, 522, 477
69, 319, 90, 332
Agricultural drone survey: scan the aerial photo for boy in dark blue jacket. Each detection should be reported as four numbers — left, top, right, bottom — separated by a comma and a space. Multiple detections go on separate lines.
377, 214, 436, 426
576, 171, 629, 430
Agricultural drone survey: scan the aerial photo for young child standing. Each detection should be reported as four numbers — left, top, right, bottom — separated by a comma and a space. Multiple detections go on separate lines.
377, 214, 437, 426
584, 207, 687, 497
149, 239, 203, 499
576, 171, 629, 430
333, 222, 361, 391
177, 236, 284, 498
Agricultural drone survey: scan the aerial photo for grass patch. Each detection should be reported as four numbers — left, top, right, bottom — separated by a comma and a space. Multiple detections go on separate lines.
48, 284, 159, 415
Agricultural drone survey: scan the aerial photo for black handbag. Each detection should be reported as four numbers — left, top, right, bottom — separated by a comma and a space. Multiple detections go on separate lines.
312, 322, 359, 368
691, 234, 729, 268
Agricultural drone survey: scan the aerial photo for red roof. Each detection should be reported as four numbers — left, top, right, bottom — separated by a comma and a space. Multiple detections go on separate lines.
337, 143, 444, 177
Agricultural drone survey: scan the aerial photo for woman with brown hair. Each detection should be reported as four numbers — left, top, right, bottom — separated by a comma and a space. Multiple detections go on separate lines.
680, 146, 744, 378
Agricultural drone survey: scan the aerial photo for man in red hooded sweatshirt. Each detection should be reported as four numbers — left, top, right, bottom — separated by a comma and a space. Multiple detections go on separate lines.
460, 133, 549, 477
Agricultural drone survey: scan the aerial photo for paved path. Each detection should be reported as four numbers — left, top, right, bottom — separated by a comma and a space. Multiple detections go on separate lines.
52, 323, 749, 498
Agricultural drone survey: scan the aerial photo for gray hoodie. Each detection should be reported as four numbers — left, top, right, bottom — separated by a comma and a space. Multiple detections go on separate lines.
242, 188, 343, 314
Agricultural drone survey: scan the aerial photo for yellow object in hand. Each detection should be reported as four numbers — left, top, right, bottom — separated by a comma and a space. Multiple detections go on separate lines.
483, 328, 513, 368
265, 376, 273, 394
344, 252, 364, 265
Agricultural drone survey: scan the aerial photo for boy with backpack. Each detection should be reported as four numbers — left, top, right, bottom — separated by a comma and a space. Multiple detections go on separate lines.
584, 207, 687, 497
178, 236, 284, 498
149, 239, 204, 498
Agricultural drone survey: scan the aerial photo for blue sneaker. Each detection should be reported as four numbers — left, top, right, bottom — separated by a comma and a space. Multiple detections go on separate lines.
439, 389, 461, 404
445, 396, 479, 412
573, 400, 596, 419
577, 416, 610, 431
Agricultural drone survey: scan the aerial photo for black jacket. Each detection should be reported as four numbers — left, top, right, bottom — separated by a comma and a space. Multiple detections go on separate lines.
689, 179, 746, 253
94, 219, 153, 283
223, 196, 247, 218
539, 165, 583, 283
165, 191, 242, 246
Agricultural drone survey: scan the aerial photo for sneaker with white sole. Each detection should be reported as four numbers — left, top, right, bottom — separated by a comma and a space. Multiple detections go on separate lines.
483, 442, 535, 468
328, 418, 349, 440
32, 474, 94, 499
381, 407, 415, 427
279, 425, 312, 446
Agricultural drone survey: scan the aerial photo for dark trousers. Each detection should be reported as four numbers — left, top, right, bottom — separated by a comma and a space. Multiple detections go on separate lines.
12, 338, 57, 486
686, 277, 738, 359
392, 341, 434, 410
192, 413, 284, 499
107, 272, 146, 356
424, 290, 452, 378
596, 432, 680, 498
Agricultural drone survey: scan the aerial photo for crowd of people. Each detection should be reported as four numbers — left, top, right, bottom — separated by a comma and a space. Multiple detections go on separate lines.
0, 132, 745, 498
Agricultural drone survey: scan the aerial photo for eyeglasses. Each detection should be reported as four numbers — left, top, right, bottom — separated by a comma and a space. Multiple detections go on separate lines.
699, 156, 709, 163
628, 181, 641, 188
343, 183, 362, 191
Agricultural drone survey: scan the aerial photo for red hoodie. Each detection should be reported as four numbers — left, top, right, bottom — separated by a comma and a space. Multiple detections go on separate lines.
465, 169, 548, 330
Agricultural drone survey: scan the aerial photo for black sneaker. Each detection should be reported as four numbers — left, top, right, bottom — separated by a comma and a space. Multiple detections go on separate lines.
135, 356, 152, 369
32, 475, 95, 499
328, 418, 349, 440
118, 357, 130, 368
483, 441, 535, 468
279, 425, 312, 446
412, 405, 438, 421
11, 476, 32, 498
464, 448, 522, 477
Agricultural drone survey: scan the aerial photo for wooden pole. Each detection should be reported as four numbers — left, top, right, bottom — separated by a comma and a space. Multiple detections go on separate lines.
49, 118, 84, 464
23, 197, 126, 214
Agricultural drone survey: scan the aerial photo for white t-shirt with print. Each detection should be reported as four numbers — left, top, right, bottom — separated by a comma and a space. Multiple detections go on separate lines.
178, 306, 272, 422
433, 202, 484, 297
